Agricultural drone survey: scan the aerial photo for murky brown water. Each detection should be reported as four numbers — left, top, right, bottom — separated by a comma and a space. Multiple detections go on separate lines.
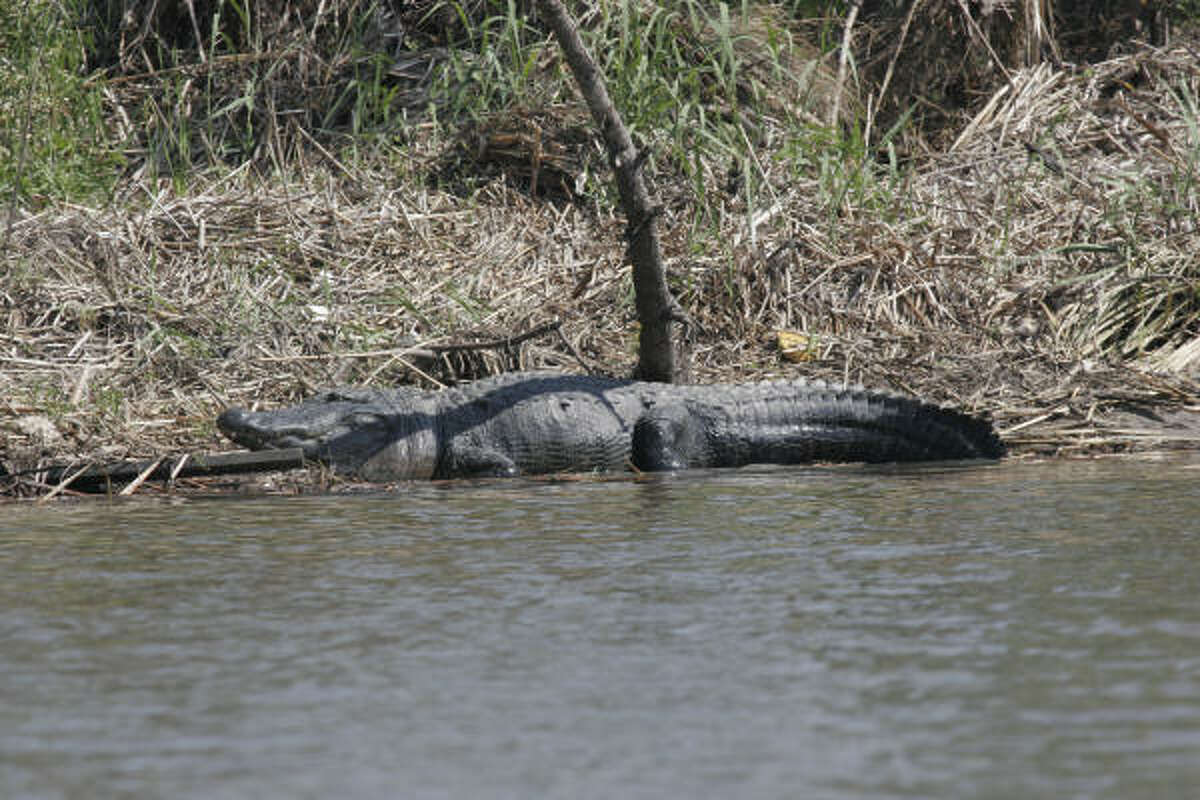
3, 457, 1199, 799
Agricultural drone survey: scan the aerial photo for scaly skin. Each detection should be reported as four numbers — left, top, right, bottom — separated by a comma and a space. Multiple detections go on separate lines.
217, 371, 1003, 480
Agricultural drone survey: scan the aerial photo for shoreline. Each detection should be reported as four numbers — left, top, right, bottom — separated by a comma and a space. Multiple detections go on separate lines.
4, 19, 1199, 499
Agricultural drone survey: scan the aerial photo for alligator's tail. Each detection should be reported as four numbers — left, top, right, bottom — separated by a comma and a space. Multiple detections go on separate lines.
631, 383, 1004, 471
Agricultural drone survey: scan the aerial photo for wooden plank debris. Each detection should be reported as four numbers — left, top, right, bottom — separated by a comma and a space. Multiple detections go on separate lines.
33, 449, 307, 492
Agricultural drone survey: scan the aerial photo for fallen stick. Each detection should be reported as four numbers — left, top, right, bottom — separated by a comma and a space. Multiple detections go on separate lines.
36, 462, 95, 505
118, 456, 165, 496
33, 448, 306, 492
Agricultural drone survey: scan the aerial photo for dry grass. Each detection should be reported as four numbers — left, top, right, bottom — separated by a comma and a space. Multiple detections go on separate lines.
730, 42, 1200, 448
3, 4, 1200, 497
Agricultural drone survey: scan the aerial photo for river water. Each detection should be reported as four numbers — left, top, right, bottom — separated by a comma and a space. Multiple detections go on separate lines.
2, 457, 1199, 799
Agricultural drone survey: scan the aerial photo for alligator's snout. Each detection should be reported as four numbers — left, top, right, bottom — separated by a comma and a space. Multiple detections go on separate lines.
217, 407, 307, 450
216, 406, 250, 433
217, 401, 394, 466
217, 407, 272, 450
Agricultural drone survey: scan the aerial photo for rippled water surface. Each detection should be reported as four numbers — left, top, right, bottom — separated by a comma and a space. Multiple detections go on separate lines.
3, 458, 1200, 799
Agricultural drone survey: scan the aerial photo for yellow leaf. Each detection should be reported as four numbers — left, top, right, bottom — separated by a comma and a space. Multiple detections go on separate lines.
776, 329, 816, 363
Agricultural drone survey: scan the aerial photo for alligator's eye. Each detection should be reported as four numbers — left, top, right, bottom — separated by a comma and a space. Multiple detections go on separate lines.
348, 412, 384, 427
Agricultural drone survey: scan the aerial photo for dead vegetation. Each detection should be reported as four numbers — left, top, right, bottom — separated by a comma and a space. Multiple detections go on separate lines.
3, 1, 1200, 497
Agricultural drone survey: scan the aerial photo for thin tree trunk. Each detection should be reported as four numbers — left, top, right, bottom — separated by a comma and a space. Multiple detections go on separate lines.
534, 0, 680, 382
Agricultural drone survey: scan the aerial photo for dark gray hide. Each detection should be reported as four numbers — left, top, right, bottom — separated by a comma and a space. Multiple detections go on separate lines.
217, 371, 1003, 480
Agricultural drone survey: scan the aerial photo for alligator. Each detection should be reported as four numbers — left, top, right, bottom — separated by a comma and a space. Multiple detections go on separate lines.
216, 371, 1002, 480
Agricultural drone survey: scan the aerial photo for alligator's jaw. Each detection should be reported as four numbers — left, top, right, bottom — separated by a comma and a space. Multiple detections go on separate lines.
217, 400, 392, 466
217, 399, 441, 479
217, 406, 325, 456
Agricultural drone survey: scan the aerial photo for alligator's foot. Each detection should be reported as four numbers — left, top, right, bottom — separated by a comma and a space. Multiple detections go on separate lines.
631, 406, 700, 471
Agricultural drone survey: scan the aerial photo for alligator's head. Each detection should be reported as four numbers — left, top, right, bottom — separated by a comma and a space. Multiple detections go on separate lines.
217, 392, 439, 480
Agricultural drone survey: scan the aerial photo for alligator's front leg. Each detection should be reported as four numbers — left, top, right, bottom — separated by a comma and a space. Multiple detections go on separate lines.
437, 444, 520, 478
631, 405, 705, 471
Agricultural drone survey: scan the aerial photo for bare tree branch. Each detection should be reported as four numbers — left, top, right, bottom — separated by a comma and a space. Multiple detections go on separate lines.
534, 0, 680, 382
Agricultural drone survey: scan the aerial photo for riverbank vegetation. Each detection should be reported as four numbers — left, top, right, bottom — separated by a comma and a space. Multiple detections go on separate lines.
3, 0, 1200, 496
